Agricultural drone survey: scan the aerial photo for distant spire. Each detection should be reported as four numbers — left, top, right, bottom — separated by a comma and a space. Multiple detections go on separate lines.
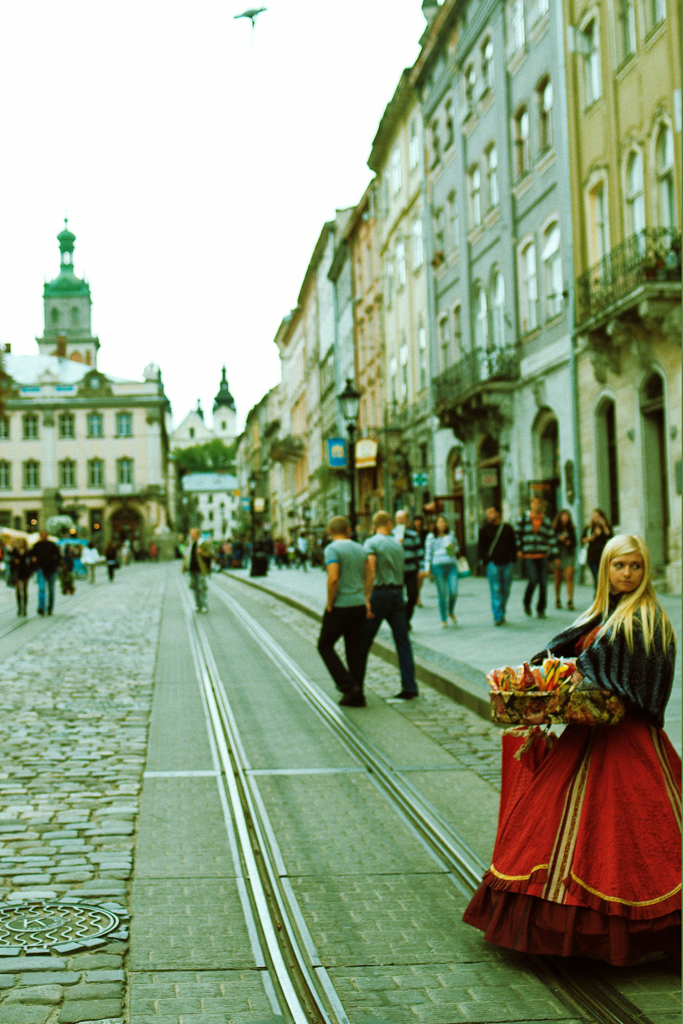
213, 365, 236, 412
57, 217, 76, 268
196, 399, 204, 421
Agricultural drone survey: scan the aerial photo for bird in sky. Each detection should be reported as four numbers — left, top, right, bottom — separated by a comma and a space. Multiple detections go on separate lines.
234, 7, 267, 27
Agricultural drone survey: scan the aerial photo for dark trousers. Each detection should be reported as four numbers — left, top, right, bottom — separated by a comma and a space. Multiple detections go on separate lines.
318, 605, 367, 694
404, 569, 419, 625
523, 558, 548, 614
362, 587, 417, 695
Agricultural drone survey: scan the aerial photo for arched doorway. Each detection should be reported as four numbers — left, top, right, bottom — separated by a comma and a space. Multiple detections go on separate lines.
110, 506, 144, 548
595, 396, 620, 526
531, 409, 560, 517
640, 372, 669, 568
477, 434, 502, 516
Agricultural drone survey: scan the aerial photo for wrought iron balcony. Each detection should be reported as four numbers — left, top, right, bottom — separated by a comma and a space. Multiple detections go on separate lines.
432, 346, 519, 415
577, 228, 681, 329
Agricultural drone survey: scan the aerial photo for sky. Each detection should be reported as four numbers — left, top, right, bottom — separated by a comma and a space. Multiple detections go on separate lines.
0, 1, 426, 432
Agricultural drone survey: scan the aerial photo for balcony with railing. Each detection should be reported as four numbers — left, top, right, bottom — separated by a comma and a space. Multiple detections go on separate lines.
432, 345, 519, 439
577, 228, 681, 331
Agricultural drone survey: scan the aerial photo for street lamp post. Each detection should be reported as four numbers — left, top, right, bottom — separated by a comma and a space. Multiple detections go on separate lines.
338, 378, 361, 538
248, 471, 257, 572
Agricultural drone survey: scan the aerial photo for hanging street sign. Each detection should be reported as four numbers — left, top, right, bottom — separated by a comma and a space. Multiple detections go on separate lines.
328, 438, 347, 468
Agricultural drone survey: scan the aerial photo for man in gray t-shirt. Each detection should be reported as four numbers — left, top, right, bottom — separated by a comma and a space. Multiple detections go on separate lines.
362, 510, 418, 700
317, 515, 372, 708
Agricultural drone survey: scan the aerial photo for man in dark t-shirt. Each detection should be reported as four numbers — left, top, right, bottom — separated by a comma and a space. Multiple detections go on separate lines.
31, 531, 61, 616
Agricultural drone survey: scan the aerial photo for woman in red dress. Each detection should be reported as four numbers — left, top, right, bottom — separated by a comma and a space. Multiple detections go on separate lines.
464, 534, 680, 965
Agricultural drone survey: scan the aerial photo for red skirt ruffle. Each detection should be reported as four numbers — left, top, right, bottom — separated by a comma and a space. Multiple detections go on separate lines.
463, 718, 682, 966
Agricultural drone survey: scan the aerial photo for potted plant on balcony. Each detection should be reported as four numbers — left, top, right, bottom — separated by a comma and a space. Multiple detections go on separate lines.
431, 251, 445, 269
642, 246, 665, 280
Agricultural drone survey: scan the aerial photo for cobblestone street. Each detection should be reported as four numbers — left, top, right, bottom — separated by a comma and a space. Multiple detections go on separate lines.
0, 562, 678, 1023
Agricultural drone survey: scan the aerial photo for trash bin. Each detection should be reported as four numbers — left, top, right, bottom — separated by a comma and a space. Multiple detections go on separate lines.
250, 554, 268, 577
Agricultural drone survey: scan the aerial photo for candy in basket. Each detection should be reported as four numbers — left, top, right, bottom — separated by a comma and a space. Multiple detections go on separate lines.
487, 657, 626, 726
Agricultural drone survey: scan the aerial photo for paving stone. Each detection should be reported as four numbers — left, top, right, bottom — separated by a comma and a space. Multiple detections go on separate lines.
68, 955, 123, 969
20, 971, 81, 985
58, 1000, 123, 1023
3, 983, 63, 1003
64, 981, 123, 1000
0, 1006, 53, 1024
0, 957, 67, 972
84, 970, 125, 982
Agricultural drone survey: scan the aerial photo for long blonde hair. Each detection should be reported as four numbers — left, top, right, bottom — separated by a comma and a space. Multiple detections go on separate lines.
574, 534, 675, 653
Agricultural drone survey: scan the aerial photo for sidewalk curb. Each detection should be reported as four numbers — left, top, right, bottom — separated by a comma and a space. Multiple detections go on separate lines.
224, 572, 493, 722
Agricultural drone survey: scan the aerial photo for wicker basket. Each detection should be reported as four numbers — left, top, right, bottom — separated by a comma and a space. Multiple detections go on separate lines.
490, 687, 626, 726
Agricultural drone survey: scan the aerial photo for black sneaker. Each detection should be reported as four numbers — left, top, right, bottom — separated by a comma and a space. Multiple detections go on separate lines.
37, 608, 44, 616
393, 691, 417, 700
339, 688, 366, 707
523, 605, 532, 617
537, 612, 548, 619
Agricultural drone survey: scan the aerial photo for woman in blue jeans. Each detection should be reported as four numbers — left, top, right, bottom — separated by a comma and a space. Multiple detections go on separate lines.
424, 515, 460, 627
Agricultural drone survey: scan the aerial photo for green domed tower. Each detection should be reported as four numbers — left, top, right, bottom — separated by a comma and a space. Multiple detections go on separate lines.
212, 366, 237, 443
36, 220, 101, 366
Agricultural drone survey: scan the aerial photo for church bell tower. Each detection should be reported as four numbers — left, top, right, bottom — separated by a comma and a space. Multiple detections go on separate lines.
36, 220, 101, 367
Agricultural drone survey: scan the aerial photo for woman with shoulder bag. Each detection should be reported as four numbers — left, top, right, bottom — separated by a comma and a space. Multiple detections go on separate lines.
424, 515, 460, 627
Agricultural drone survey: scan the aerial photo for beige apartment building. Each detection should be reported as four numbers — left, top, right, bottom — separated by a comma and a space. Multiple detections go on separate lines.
0, 224, 173, 553
564, 0, 681, 589
368, 70, 433, 516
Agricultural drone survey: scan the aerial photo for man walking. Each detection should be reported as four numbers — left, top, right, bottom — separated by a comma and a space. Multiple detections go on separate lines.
31, 530, 61, 616
393, 510, 422, 628
363, 511, 418, 700
515, 497, 559, 619
317, 515, 372, 708
81, 541, 100, 585
182, 528, 212, 612
478, 505, 517, 625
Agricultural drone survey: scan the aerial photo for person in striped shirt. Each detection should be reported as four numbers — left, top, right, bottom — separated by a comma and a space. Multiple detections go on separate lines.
393, 510, 422, 628
515, 497, 560, 619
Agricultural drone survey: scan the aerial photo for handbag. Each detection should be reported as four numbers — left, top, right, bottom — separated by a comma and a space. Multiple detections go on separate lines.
578, 545, 588, 566
457, 555, 471, 577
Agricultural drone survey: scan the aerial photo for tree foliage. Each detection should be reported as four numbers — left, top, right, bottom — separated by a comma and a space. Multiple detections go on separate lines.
173, 439, 237, 474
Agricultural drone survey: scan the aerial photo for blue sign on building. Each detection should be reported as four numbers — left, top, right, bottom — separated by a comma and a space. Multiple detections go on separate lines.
327, 437, 347, 468
240, 497, 251, 511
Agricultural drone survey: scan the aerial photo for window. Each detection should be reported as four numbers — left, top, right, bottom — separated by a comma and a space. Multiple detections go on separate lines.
418, 320, 427, 391
492, 272, 506, 348
448, 193, 459, 252
482, 37, 494, 91
596, 398, 620, 525
530, 0, 549, 25
583, 20, 601, 106
400, 339, 409, 402
208, 511, 214, 522
208, 494, 213, 504
412, 217, 424, 269
439, 316, 452, 369
486, 145, 499, 208
23, 460, 40, 489
395, 239, 406, 287
649, 0, 666, 29
619, 0, 636, 60
520, 242, 538, 331
23, 414, 39, 440
434, 208, 446, 253
589, 182, 610, 263
514, 107, 530, 179
70, 306, 79, 325
385, 258, 394, 305
538, 77, 553, 152
189, 426, 195, 439
0, 417, 9, 439
117, 458, 133, 485
51, 308, 59, 325
409, 119, 420, 169
0, 462, 10, 489
59, 459, 76, 488
470, 165, 482, 226
509, 0, 526, 52
431, 119, 441, 167
390, 356, 398, 405
453, 304, 462, 360
390, 146, 402, 196
474, 285, 489, 353
58, 412, 75, 439
626, 152, 646, 237
657, 125, 677, 229
87, 412, 103, 437
116, 412, 132, 437
543, 223, 563, 318
444, 99, 454, 149
88, 459, 104, 488
464, 65, 476, 114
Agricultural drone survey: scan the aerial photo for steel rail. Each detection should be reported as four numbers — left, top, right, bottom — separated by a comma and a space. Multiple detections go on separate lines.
179, 583, 338, 1024
210, 578, 659, 1024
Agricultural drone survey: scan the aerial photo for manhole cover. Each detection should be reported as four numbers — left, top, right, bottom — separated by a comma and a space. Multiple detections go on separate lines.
0, 899, 124, 954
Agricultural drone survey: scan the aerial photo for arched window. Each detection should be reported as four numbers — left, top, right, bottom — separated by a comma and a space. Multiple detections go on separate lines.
520, 241, 538, 332
474, 284, 489, 353
595, 397, 620, 525
582, 19, 601, 106
50, 308, 59, 325
626, 151, 646, 238
470, 165, 482, 226
486, 144, 499, 208
70, 306, 79, 325
640, 372, 669, 566
657, 125, 677, 230
481, 37, 494, 90
492, 271, 506, 349
542, 222, 562, 319
439, 316, 451, 370
538, 76, 553, 152
514, 107, 530, 179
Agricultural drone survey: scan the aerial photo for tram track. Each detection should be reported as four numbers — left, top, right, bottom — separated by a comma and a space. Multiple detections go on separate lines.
179, 574, 666, 1024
